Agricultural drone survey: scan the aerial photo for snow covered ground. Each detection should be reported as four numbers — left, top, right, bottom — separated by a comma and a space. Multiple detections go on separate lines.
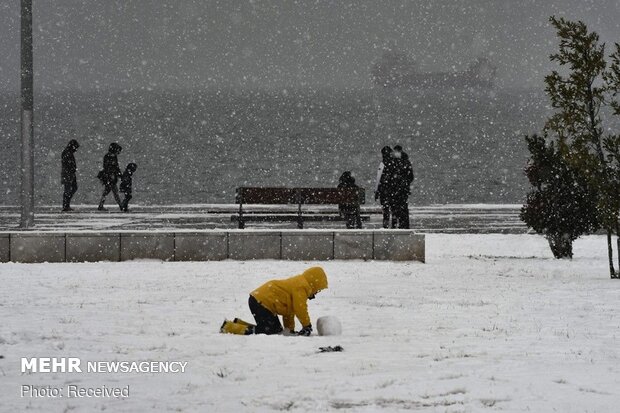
1, 234, 619, 412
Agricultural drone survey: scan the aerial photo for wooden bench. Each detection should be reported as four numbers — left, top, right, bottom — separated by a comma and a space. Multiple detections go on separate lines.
232, 187, 368, 229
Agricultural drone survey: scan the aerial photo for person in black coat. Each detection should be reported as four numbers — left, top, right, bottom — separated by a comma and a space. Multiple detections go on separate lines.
119, 163, 138, 212
97, 143, 123, 211
338, 171, 362, 229
61, 139, 80, 211
389, 145, 414, 229
375, 146, 394, 228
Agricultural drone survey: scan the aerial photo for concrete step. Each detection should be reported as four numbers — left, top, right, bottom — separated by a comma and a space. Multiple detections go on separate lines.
0, 230, 425, 263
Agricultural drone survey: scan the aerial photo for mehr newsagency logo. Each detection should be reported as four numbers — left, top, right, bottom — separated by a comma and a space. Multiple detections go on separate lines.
20, 357, 188, 399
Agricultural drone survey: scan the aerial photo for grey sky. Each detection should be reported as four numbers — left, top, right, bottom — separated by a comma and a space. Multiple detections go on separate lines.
0, 0, 619, 91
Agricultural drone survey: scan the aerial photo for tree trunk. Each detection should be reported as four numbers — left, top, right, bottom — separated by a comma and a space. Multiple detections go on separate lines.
547, 234, 573, 259
607, 230, 616, 278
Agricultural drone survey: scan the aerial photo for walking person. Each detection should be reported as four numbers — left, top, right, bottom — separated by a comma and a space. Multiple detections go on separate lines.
337, 171, 362, 229
61, 139, 80, 211
97, 143, 123, 211
119, 163, 138, 212
375, 146, 394, 228
389, 145, 414, 229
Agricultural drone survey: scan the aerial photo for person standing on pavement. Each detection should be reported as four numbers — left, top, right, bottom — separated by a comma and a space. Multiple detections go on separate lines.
389, 144, 414, 229
61, 139, 80, 212
338, 171, 363, 229
375, 146, 394, 228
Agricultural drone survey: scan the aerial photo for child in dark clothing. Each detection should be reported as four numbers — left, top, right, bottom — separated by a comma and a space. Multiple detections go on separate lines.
337, 171, 363, 229
119, 163, 137, 212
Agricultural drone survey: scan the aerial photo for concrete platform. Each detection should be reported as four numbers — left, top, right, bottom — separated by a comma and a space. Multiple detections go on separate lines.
374, 231, 425, 262
228, 232, 282, 260
334, 231, 374, 260
0, 233, 8, 262
121, 233, 175, 261
0, 230, 425, 263
174, 232, 228, 261
66, 233, 120, 262
282, 232, 334, 260
9, 233, 66, 263
0, 204, 526, 233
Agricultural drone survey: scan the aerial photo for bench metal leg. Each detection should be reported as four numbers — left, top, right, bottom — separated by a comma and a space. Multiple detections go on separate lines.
239, 203, 245, 229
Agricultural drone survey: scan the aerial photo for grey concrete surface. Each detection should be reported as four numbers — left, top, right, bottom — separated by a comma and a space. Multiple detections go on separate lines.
120, 233, 175, 261
0, 230, 425, 262
66, 234, 120, 262
281, 232, 334, 260
374, 232, 425, 262
174, 232, 228, 261
9, 233, 66, 263
334, 232, 374, 260
0, 233, 9, 262
229, 232, 281, 260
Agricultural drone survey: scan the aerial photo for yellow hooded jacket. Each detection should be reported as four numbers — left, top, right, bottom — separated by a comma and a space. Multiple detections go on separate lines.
250, 267, 328, 331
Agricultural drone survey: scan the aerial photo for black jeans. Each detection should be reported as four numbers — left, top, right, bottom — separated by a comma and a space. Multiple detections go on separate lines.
391, 194, 410, 229
380, 198, 392, 229
99, 182, 122, 209
121, 192, 132, 211
340, 205, 362, 229
62, 178, 77, 210
248, 295, 283, 335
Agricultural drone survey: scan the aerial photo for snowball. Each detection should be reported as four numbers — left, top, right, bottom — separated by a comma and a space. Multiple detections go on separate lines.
316, 316, 342, 336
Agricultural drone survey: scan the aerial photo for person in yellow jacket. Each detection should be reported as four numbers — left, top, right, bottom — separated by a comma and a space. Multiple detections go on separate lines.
220, 266, 328, 336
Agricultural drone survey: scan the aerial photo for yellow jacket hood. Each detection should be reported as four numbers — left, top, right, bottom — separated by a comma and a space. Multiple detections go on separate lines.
302, 267, 328, 294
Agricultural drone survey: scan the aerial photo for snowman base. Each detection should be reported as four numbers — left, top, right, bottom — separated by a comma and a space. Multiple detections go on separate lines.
316, 316, 342, 336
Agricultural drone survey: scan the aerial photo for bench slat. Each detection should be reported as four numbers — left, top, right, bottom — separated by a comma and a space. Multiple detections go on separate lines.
236, 187, 297, 204
231, 215, 370, 222
298, 188, 365, 204
236, 187, 365, 205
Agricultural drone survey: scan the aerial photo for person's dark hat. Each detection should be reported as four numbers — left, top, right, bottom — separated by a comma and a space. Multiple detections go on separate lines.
340, 170, 352, 180
339, 170, 355, 185
126, 163, 138, 173
68, 139, 79, 150
394, 145, 403, 152
109, 142, 122, 154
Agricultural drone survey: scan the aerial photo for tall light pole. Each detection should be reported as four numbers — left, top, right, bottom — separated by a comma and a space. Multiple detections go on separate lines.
20, 0, 34, 228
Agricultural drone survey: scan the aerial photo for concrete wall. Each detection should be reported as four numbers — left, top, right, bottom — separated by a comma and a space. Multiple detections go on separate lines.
334, 232, 374, 260
0, 233, 9, 263
175, 232, 228, 261
229, 232, 281, 260
374, 231, 425, 262
9, 233, 66, 263
282, 232, 334, 260
121, 233, 175, 261
67, 233, 120, 262
0, 231, 425, 263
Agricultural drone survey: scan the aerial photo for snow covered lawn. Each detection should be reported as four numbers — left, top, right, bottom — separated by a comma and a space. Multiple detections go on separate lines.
1, 234, 619, 412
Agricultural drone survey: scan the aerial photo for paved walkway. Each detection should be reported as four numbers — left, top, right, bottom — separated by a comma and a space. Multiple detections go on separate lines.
0, 204, 527, 233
